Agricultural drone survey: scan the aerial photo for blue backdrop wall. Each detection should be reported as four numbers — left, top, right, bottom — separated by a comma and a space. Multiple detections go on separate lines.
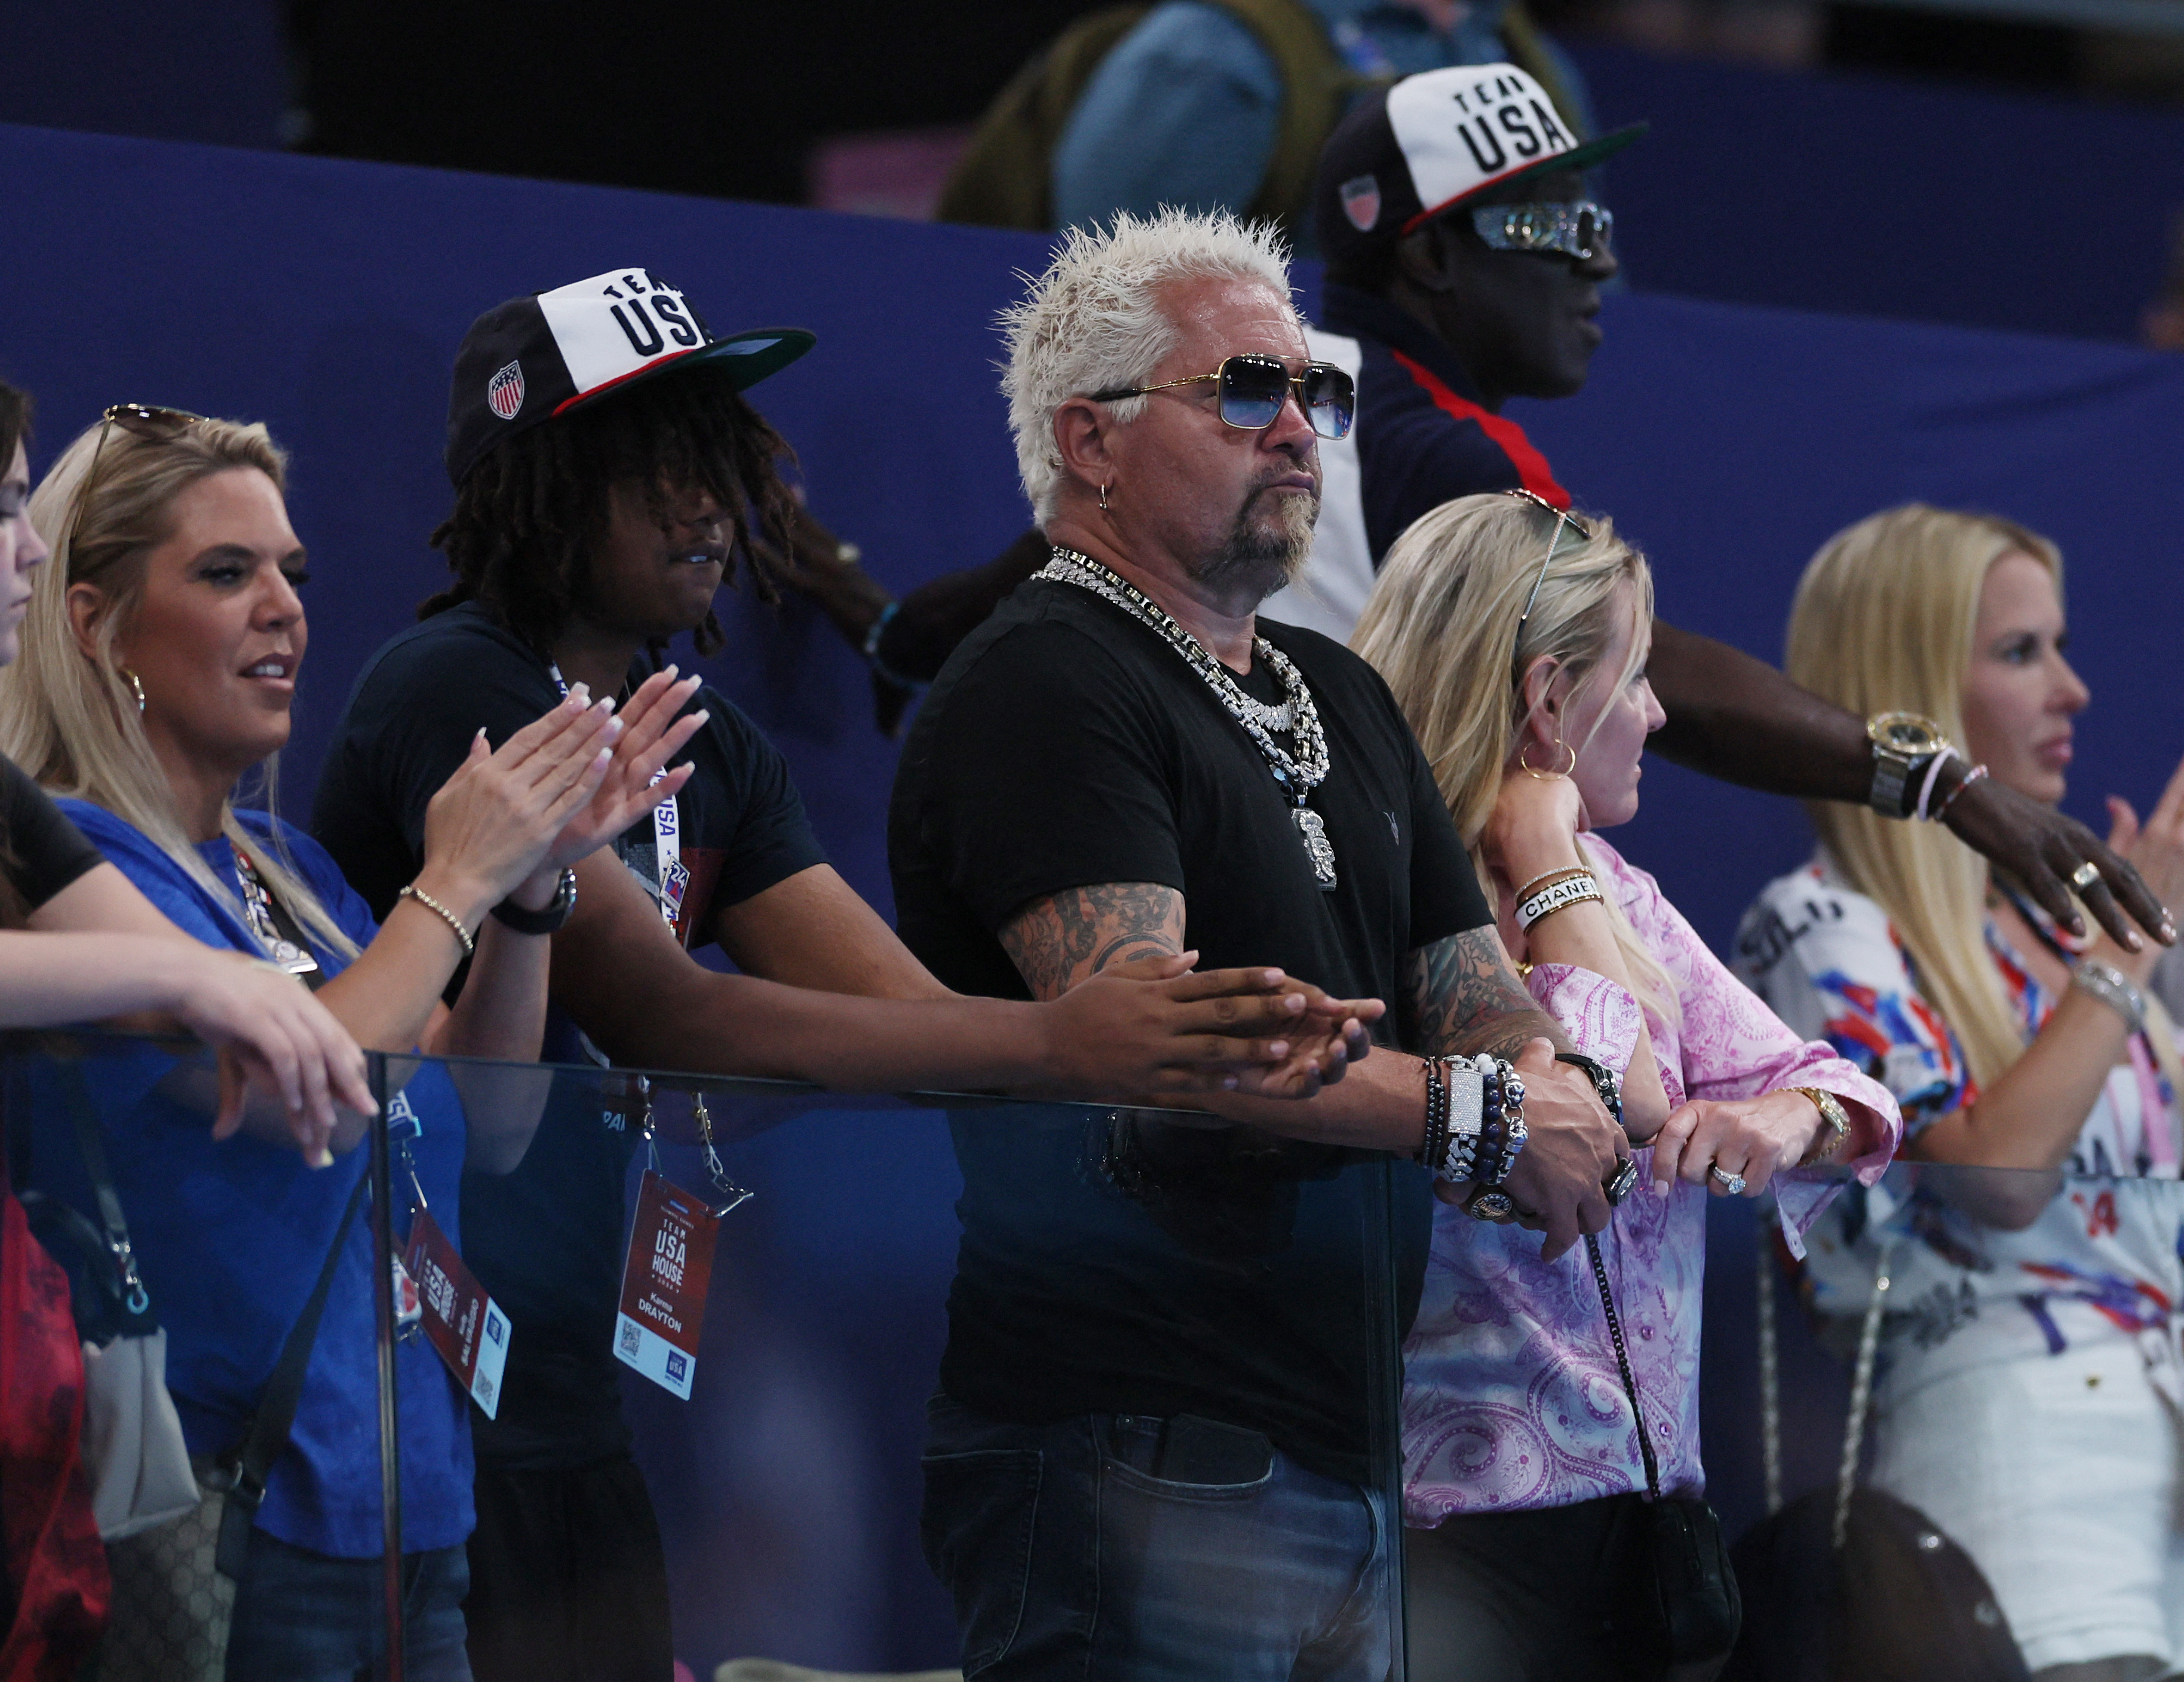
6, 121, 2183, 1670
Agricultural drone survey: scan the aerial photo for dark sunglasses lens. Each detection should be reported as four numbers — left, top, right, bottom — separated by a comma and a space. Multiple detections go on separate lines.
1217, 358, 1289, 430
1577, 207, 1611, 257
108, 405, 195, 443
1300, 366, 1355, 440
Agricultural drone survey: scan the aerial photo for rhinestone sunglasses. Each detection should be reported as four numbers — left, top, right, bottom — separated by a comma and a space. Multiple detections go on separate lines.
1473, 200, 1614, 263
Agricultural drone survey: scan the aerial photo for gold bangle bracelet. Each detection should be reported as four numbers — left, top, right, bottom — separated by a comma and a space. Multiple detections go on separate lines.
399, 884, 476, 958
1793, 1086, 1851, 1166
1513, 865, 1590, 905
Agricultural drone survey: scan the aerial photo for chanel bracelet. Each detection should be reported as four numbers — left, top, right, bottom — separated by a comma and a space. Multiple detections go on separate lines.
1517, 871, 1603, 930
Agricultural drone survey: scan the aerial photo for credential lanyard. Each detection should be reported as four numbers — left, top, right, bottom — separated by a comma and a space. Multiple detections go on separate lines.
548, 661, 688, 938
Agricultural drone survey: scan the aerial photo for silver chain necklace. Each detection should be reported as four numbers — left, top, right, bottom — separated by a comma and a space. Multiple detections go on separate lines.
1038, 547, 1337, 889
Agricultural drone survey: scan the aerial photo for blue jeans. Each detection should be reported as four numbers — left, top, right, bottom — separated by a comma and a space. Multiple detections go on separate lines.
225, 1528, 472, 1682
920, 1397, 1393, 1681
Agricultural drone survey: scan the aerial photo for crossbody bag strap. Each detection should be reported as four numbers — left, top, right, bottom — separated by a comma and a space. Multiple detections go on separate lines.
214, 1168, 369, 1578
60, 1062, 149, 1318
1586, 1231, 1662, 1499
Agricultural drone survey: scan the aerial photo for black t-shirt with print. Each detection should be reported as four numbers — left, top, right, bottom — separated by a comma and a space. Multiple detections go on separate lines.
311, 602, 825, 1465
888, 575, 1490, 1482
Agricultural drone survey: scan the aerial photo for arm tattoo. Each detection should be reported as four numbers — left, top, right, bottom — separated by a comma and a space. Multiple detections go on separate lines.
999, 882, 1186, 1001
1400, 927, 1569, 1060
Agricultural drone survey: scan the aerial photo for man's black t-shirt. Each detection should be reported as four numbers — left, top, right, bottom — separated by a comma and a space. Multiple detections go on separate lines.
888, 575, 1490, 1483
310, 602, 825, 1466
0, 756, 103, 911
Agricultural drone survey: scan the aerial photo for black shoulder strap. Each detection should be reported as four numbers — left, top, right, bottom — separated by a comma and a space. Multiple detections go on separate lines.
215, 1166, 369, 1577
59, 1063, 152, 1331
1588, 1231, 1662, 1499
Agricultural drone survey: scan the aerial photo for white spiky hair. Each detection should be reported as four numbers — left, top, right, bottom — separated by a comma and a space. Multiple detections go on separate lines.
998, 207, 1297, 523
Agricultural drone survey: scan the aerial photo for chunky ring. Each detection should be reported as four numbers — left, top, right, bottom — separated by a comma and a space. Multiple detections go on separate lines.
1465, 1186, 1521, 1224
1603, 1159, 1640, 1207
2070, 860, 2103, 891
1707, 1163, 1747, 1196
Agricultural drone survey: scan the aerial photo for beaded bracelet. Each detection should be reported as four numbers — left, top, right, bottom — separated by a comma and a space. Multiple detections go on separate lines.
1474, 1056, 1529, 1187
399, 884, 476, 957
1416, 1056, 1450, 1175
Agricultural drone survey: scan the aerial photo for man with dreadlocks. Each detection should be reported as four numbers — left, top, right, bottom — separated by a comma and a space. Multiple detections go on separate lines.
311, 266, 1377, 1682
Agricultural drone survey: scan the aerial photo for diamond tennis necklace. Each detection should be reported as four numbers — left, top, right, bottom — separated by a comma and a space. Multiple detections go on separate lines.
1038, 547, 1338, 889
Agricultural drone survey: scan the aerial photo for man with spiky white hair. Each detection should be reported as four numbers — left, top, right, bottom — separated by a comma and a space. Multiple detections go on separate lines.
889, 207, 1627, 1678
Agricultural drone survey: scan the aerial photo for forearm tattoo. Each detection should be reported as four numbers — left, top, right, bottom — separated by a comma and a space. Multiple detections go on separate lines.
1400, 927, 1569, 1059
1000, 882, 1186, 1001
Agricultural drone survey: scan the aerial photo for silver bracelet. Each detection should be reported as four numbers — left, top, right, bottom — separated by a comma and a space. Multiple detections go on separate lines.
2072, 958, 2146, 1034
1437, 1058, 1485, 1181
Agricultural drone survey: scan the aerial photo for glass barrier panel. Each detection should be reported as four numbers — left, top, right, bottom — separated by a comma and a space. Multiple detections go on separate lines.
6, 1032, 1414, 1680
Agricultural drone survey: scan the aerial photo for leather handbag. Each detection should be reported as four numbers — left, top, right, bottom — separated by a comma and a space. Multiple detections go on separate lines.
1587, 1234, 1744, 1677
1720, 1227, 2029, 1682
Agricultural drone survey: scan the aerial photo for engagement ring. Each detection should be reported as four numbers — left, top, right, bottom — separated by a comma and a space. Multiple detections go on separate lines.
1707, 1164, 1747, 1196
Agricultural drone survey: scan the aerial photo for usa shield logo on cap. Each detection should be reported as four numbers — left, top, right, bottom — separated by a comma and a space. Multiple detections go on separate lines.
487, 360, 524, 421
1341, 175, 1382, 232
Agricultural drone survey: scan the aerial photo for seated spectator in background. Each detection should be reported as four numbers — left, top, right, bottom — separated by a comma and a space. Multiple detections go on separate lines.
1353, 490, 1897, 1680
889, 207, 1630, 1679
308, 265, 1371, 1682
1, 405, 691, 1681
1737, 505, 2184, 1682
940, 0, 1592, 258
0, 384, 376, 1681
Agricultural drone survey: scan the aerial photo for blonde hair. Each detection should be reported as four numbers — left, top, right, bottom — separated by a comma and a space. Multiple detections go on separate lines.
1354, 492, 1678, 1025
1788, 503, 2177, 1094
0, 415, 359, 960
999, 206, 1296, 523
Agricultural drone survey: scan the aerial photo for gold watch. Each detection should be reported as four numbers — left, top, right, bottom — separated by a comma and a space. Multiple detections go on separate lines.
1867, 712, 1952, 818
1794, 1087, 1852, 1166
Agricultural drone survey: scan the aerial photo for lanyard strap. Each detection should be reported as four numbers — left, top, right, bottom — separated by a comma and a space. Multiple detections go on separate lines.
547, 661, 685, 936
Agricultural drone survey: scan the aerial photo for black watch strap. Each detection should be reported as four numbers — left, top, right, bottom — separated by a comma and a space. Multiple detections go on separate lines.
1554, 1050, 1622, 1126
490, 868, 577, 936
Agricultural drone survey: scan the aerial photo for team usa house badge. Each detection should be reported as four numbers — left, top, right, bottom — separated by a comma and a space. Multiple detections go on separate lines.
487, 360, 524, 421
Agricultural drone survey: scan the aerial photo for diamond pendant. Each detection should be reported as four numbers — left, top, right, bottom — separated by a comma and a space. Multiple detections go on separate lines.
1293, 805, 1338, 890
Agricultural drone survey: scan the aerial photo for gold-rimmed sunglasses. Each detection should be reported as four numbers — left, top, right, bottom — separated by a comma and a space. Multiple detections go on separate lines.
1504, 488, 1594, 657
1089, 354, 1355, 440
63, 404, 204, 557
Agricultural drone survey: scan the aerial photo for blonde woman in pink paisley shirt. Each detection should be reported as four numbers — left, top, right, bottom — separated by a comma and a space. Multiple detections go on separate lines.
1351, 491, 1900, 1682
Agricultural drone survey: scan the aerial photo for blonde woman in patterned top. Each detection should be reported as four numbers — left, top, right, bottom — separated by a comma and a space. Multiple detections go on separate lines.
1352, 491, 1898, 1681
1737, 504, 2184, 1682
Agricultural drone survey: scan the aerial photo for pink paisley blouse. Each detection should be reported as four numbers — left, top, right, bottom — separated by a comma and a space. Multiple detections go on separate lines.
1401, 834, 1901, 1524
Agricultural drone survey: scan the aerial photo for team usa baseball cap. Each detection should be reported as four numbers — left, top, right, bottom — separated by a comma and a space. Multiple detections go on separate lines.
1314, 65, 1646, 271
445, 265, 815, 485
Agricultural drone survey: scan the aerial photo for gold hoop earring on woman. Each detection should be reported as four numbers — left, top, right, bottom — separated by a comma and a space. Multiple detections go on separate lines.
1099, 482, 1112, 513
116, 667, 146, 715
1519, 737, 1575, 780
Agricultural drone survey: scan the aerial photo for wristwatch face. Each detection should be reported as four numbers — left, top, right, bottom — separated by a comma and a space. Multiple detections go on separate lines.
1866, 711, 1950, 758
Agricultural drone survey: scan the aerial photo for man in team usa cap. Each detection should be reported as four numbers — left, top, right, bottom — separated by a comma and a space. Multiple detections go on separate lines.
311, 265, 1372, 1682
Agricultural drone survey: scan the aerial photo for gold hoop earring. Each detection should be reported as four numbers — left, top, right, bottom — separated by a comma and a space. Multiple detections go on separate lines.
116, 667, 146, 715
1099, 482, 1112, 513
1519, 737, 1575, 780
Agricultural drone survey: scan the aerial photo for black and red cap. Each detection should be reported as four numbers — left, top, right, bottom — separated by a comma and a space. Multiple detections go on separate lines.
446, 265, 815, 486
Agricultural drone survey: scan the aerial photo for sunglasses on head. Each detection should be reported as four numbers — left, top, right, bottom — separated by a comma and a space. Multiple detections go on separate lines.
1471, 200, 1614, 263
1504, 488, 1594, 662
64, 403, 204, 557
1090, 353, 1355, 441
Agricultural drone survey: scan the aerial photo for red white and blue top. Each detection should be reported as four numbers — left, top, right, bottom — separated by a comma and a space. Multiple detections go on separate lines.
1735, 856, 2184, 1402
